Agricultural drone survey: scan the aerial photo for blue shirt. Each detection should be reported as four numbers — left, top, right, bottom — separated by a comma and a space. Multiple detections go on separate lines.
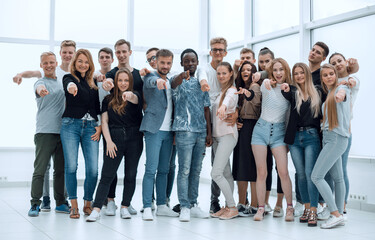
172, 76, 210, 132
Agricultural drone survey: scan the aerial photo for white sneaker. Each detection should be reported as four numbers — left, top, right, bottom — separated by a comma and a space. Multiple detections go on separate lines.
128, 205, 137, 215
320, 215, 344, 229
156, 204, 179, 217
86, 210, 100, 222
142, 207, 153, 221
105, 200, 116, 216
191, 205, 209, 219
265, 203, 273, 213
294, 202, 304, 217
317, 204, 324, 214
179, 207, 190, 222
317, 207, 330, 220
273, 206, 284, 217
151, 201, 156, 210
120, 207, 131, 219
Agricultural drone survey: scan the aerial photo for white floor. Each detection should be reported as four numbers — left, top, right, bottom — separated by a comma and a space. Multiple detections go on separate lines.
1, 183, 375, 240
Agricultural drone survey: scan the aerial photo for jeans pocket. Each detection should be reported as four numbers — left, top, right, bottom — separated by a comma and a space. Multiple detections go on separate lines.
306, 128, 318, 137
62, 117, 74, 125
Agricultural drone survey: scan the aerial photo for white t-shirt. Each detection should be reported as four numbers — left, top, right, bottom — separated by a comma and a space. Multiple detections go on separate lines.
94, 70, 110, 109
204, 63, 221, 106
338, 75, 359, 120
159, 81, 173, 131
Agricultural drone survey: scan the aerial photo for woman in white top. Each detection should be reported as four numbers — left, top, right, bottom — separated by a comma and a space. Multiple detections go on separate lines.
210, 62, 239, 220
251, 58, 294, 221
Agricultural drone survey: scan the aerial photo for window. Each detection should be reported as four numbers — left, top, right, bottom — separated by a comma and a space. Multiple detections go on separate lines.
312, 0, 375, 20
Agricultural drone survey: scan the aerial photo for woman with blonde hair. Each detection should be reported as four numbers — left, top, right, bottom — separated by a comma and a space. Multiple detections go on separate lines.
251, 58, 294, 222
311, 64, 351, 229
60, 49, 101, 219
281, 62, 322, 226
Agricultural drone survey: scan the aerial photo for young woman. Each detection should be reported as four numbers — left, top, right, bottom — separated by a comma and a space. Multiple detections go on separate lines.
281, 63, 322, 226
60, 49, 101, 219
232, 61, 258, 216
252, 58, 294, 222
257, 48, 284, 215
87, 68, 143, 222
329, 53, 360, 214
210, 62, 239, 220
311, 64, 351, 229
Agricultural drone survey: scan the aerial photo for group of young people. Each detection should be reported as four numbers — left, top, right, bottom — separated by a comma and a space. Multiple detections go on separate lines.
14, 36, 359, 229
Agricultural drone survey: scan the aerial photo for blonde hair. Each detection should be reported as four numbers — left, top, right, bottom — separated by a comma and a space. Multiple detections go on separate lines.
321, 64, 339, 130
70, 49, 97, 90
60, 40, 76, 49
217, 62, 234, 107
266, 58, 292, 87
292, 63, 321, 118
210, 37, 227, 49
40, 51, 56, 61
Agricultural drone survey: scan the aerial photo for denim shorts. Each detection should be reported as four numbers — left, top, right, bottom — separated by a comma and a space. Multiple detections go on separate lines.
251, 118, 286, 149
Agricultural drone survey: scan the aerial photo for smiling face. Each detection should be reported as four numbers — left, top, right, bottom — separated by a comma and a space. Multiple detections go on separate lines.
293, 66, 305, 86
146, 50, 158, 69
258, 53, 272, 71
60, 46, 75, 65
241, 52, 256, 64
240, 63, 252, 82
115, 43, 132, 65
156, 56, 173, 76
40, 55, 57, 78
329, 54, 347, 76
217, 65, 233, 86
272, 61, 286, 84
210, 43, 227, 62
75, 53, 89, 76
321, 68, 337, 89
117, 72, 130, 92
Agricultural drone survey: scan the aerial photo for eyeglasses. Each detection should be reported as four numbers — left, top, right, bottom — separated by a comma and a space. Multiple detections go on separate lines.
146, 56, 156, 63
211, 48, 226, 53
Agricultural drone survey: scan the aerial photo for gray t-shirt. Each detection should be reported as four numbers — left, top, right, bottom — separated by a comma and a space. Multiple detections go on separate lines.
34, 76, 65, 134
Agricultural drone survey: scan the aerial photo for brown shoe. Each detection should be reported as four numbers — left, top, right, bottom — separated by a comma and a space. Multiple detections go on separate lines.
307, 210, 317, 227
219, 207, 239, 220
210, 207, 228, 218
285, 206, 294, 222
300, 209, 310, 223
70, 208, 80, 219
83, 206, 93, 215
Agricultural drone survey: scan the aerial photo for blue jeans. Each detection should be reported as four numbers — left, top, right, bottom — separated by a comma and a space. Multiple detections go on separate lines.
142, 131, 173, 208
60, 118, 99, 201
176, 132, 206, 208
289, 128, 321, 208
342, 134, 352, 203
167, 144, 177, 200
311, 130, 348, 214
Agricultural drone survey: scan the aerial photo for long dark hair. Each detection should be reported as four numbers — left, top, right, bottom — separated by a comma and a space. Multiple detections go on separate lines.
235, 61, 257, 107
108, 68, 134, 115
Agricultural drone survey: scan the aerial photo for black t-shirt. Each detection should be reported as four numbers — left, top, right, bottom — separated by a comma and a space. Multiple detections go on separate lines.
312, 68, 321, 86
106, 67, 143, 94
296, 100, 321, 129
102, 91, 143, 128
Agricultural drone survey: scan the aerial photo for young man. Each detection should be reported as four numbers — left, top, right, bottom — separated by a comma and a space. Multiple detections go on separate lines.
14, 40, 76, 211
233, 48, 257, 75
201, 37, 237, 214
140, 49, 179, 221
101, 39, 143, 216
171, 48, 212, 222
28, 52, 69, 216
94, 47, 114, 107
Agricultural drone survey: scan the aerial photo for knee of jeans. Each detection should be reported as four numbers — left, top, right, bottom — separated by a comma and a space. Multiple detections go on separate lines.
211, 170, 222, 182
65, 164, 78, 174
297, 172, 307, 181
145, 168, 157, 176
178, 166, 190, 178
310, 172, 320, 184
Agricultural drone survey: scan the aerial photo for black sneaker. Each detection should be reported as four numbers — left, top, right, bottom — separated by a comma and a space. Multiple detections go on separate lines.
237, 204, 250, 217
41, 196, 51, 212
210, 202, 221, 214
172, 204, 181, 213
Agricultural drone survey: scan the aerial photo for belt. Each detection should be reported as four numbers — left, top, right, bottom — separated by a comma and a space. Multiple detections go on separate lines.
297, 126, 315, 132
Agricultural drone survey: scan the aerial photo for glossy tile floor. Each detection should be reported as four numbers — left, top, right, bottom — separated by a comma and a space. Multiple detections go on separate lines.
1, 183, 375, 240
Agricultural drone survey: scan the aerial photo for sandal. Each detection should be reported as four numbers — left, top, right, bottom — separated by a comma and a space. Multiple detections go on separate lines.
70, 208, 80, 219
300, 209, 310, 223
83, 206, 93, 216
307, 210, 317, 227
